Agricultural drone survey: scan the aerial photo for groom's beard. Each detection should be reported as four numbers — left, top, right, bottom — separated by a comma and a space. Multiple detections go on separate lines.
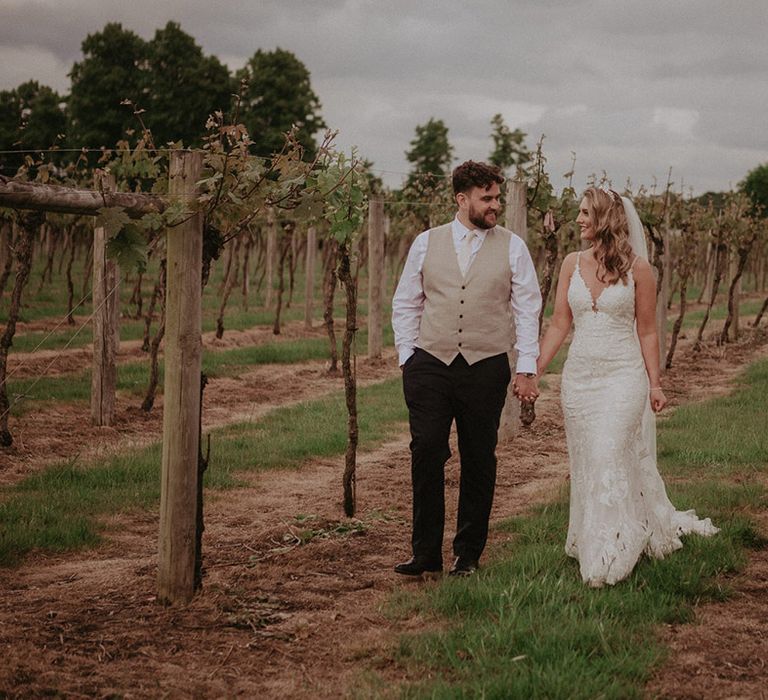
469, 206, 498, 230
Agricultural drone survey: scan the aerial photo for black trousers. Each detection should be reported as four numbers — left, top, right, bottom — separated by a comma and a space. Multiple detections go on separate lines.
402, 349, 511, 564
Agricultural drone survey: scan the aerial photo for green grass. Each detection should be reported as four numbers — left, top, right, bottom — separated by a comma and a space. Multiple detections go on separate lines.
388, 506, 755, 699
5, 374, 92, 411
208, 377, 406, 484
0, 377, 407, 566
9, 318, 163, 353
378, 357, 768, 699
672, 298, 765, 331
658, 358, 768, 475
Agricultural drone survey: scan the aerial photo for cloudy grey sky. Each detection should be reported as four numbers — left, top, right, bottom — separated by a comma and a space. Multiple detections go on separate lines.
1, 0, 767, 194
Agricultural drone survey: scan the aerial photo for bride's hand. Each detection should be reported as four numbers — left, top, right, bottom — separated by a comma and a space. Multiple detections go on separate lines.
650, 387, 668, 412
513, 375, 539, 402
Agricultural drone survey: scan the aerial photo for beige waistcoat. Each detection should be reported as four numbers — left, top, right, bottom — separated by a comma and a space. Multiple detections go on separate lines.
417, 222, 513, 365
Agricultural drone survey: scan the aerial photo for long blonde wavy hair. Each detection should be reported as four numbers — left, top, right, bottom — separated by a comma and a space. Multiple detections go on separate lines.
582, 187, 635, 285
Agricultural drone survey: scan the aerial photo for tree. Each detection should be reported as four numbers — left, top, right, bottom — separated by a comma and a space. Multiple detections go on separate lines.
68, 23, 147, 149
236, 48, 326, 158
488, 113, 530, 174
360, 158, 384, 195
695, 190, 728, 211
401, 118, 454, 230
0, 90, 17, 149
144, 22, 233, 147
0, 81, 66, 174
16, 82, 67, 151
404, 117, 453, 187
740, 162, 768, 217
0, 87, 29, 175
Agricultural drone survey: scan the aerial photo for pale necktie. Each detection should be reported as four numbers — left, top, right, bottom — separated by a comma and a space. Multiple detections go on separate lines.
457, 230, 476, 277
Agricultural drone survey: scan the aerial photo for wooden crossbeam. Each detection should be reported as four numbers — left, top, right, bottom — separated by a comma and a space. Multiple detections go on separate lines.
0, 175, 166, 218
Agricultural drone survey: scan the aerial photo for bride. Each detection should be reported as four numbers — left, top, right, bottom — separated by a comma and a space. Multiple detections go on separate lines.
535, 186, 719, 587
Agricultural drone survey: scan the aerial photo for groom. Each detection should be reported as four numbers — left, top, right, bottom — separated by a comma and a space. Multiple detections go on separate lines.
392, 160, 541, 578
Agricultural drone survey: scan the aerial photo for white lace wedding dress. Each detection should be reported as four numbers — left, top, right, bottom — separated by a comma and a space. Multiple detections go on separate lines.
561, 253, 718, 587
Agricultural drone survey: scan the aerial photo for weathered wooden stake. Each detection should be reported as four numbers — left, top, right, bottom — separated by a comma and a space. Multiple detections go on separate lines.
700, 241, 715, 303
91, 172, 120, 426
367, 195, 385, 359
264, 209, 277, 310
241, 231, 251, 311
381, 215, 390, 303
304, 225, 317, 329
656, 235, 670, 367
499, 180, 527, 441
157, 150, 203, 606
729, 252, 740, 340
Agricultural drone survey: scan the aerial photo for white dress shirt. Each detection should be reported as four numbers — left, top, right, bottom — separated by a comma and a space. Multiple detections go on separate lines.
392, 217, 542, 373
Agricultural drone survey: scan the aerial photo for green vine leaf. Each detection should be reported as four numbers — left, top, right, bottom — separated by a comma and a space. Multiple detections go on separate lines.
96, 207, 131, 238
139, 211, 165, 232
331, 218, 357, 242
106, 223, 149, 273
163, 200, 193, 227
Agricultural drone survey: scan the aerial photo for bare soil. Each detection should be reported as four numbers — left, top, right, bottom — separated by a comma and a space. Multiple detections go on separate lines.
0, 326, 767, 698
646, 545, 768, 700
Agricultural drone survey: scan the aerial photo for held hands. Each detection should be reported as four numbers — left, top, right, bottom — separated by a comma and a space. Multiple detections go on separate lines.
513, 374, 540, 403
649, 387, 668, 413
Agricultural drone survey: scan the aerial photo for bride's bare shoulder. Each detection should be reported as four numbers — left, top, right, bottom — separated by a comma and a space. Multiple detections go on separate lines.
561, 251, 579, 272
631, 256, 653, 278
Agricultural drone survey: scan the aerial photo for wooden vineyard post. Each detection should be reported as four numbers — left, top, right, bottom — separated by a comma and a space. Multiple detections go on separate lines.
367, 195, 385, 360
91, 171, 120, 426
264, 208, 277, 310
157, 150, 204, 605
382, 214, 390, 303
499, 180, 527, 441
729, 252, 741, 341
656, 235, 670, 367
304, 225, 317, 329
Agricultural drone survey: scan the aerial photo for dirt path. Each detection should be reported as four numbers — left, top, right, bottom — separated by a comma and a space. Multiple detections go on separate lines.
0, 331, 767, 697
646, 544, 768, 699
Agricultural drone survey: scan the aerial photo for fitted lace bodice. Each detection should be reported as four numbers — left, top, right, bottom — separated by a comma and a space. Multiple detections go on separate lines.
560, 252, 718, 587
570, 258, 636, 323
567, 256, 641, 367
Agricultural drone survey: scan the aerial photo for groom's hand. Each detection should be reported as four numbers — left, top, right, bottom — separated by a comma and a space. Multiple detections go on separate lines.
513, 374, 539, 402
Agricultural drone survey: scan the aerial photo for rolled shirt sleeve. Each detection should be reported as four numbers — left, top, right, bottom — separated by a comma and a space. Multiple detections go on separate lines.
508, 235, 542, 374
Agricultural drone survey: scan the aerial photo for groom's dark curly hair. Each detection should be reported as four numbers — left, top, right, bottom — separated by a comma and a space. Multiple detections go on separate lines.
452, 160, 505, 195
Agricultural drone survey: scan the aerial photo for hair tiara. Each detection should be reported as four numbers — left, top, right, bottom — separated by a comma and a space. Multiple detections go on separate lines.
597, 184, 622, 202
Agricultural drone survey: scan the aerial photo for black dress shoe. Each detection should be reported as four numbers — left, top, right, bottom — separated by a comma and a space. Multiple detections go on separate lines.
394, 556, 442, 577
448, 557, 479, 577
